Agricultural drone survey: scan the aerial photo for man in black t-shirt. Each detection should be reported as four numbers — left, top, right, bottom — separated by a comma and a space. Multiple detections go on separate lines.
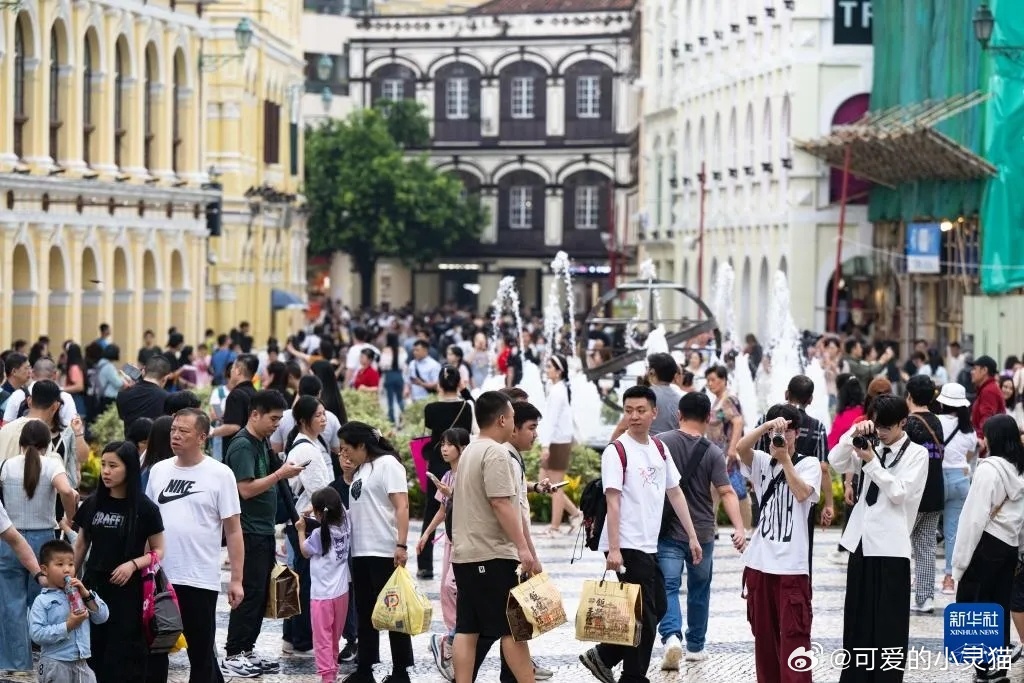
210, 355, 259, 446
905, 375, 945, 614
117, 356, 171, 432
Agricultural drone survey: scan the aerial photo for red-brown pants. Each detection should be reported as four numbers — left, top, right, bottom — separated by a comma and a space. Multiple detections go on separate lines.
743, 567, 813, 683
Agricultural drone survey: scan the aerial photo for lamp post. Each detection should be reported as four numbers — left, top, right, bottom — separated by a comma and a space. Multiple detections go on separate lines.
199, 18, 253, 72
973, 2, 1024, 62
317, 55, 334, 81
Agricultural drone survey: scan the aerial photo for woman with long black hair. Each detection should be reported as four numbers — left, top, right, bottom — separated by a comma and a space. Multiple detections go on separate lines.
62, 342, 88, 420
340, 421, 412, 683
538, 354, 581, 535
140, 416, 174, 493
74, 441, 166, 683
379, 333, 408, 424
952, 413, 1024, 682
312, 360, 348, 426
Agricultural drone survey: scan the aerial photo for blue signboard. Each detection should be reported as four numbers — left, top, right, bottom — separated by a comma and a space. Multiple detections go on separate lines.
907, 222, 941, 274
945, 602, 1006, 664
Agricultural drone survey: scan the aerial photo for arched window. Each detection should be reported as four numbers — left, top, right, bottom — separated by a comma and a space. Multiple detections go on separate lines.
712, 113, 722, 172
727, 107, 738, 172
172, 56, 183, 173
780, 95, 791, 163
14, 21, 27, 160
114, 41, 126, 169
761, 98, 773, 169
83, 35, 94, 166
743, 103, 754, 173
49, 31, 62, 162
682, 121, 693, 181
144, 46, 155, 171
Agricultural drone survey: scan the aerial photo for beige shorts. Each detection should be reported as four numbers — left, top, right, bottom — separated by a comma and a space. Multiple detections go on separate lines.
542, 442, 573, 471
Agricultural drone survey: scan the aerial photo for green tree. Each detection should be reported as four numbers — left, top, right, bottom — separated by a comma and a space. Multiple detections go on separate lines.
304, 106, 487, 309
377, 99, 431, 148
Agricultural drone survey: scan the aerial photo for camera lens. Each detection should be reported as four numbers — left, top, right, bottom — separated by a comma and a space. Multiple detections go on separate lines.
852, 435, 867, 450
771, 434, 785, 448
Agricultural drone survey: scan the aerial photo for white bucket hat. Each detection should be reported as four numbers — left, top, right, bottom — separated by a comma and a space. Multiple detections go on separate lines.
936, 382, 971, 408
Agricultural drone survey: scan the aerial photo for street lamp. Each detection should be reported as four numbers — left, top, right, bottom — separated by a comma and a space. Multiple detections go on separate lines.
317, 55, 334, 81
973, 2, 1024, 62
321, 87, 334, 114
199, 18, 253, 72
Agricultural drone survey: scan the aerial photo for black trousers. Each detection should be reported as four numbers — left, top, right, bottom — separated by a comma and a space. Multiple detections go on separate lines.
840, 545, 910, 683
176, 585, 225, 683
85, 571, 147, 683
595, 550, 667, 683
226, 533, 275, 656
283, 525, 313, 651
956, 532, 1017, 676
352, 556, 414, 677
417, 478, 442, 573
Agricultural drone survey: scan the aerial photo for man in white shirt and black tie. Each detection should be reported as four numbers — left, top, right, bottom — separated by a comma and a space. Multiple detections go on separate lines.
828, 395, 929, 682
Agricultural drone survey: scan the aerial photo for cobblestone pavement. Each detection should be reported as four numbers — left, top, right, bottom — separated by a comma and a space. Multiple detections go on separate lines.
148, 527, 991, 682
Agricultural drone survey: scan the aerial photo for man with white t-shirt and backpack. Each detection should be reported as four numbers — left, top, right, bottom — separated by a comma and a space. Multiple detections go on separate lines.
579, 385, 703, 683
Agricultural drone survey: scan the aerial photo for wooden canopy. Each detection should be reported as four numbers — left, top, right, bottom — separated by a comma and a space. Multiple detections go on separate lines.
794, 92, 996, 188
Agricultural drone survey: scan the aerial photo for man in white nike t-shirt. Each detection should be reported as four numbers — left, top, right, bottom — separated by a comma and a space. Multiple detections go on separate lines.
146, 408, 244, 683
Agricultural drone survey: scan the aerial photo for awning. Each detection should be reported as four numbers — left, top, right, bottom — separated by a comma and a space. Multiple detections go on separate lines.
794, 92, 996, 188
271, 288, 307, 311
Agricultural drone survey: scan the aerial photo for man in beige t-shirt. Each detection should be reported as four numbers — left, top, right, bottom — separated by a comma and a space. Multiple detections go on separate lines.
451, 391, 539, 683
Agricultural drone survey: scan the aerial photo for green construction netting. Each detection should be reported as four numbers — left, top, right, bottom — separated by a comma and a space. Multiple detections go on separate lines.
979, 0, 1024, 293
867, 0, 987, 223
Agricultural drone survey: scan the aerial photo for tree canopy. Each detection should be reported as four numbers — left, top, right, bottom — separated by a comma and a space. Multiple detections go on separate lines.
304, 101, 487, 308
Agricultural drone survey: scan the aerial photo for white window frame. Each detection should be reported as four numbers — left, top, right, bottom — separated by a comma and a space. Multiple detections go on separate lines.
510, 77, 534, 119
509, 186, 532, 229
446, 78, 469, 120
381, 78, 404, 101
575, 185, 600, 230
577, 75, 600, 119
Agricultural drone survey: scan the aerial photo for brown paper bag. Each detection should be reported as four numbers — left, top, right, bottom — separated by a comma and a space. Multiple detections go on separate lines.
574, 576, 642, 647
265, 564, 301, 619
505, 572, 567, 642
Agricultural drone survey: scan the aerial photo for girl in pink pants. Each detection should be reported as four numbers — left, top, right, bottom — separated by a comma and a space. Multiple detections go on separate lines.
297, 487, 353, 683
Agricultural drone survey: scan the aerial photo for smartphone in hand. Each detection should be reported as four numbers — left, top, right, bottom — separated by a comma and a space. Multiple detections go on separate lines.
122, 364, 143, 382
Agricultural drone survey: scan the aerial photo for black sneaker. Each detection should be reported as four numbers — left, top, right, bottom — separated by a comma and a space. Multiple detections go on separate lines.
416, 569, 434, 580
580, 648, 616, 683
382, 675, 411, 683
343, 672, 377, 683
339, 640, 358, 664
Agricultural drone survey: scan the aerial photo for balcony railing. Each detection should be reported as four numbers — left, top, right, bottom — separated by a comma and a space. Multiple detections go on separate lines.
303, 0, 369, 15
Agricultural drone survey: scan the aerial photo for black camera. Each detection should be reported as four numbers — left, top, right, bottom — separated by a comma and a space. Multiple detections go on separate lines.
771, 433, 786, 449
852, 433, 878, 450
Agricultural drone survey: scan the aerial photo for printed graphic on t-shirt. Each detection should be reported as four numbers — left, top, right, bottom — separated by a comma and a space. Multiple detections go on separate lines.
89, 511, 125, 529
350, 480, 363, 500
757, 466, 796, 543
638, 466, 660, 486
156, 478, 203, 504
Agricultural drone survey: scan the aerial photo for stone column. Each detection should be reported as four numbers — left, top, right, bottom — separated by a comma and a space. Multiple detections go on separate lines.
544, 187, 563, 247
546, 77, 564, 137
478, 273, 502, 311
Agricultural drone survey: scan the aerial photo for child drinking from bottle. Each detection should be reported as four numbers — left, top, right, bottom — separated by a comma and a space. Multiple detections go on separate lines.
296, 487, 352, 683
416, 427, 470, 681
29, 539, 110, 683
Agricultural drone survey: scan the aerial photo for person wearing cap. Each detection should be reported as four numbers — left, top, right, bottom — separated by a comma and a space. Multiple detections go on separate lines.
828, 394, 928, 681
934, 382, 978, 595
970, 355, 1004, 453
904, 375, 946, 614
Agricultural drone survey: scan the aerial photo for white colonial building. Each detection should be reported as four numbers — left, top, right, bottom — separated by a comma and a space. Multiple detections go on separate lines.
639, 0, 874, 335
330, 0, 640, 312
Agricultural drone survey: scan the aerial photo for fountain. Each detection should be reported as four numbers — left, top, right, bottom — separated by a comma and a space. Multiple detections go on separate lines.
479, 276, 546, 402
543, 251, 577, 362
710, 262, 761, 430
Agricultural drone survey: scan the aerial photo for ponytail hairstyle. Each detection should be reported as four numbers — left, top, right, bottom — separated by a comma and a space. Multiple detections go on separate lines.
18, 419, 51, 498
550, 354, 572, 404
310, 486, 346, 557
337, 421, 398, 463
438, 364, 461, 394
286, 395, 324, 454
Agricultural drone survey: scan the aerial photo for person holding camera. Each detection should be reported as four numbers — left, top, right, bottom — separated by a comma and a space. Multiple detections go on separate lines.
736, 404, 821, 683
828, 395, 929, 682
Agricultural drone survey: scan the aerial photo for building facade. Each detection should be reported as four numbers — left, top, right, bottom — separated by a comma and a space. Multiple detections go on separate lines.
0, 0, 309, 354
638, 0, 874, 335
331, 0, 640, 313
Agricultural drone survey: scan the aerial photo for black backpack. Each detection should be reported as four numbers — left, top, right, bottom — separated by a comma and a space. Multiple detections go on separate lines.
578, 437, 667, 552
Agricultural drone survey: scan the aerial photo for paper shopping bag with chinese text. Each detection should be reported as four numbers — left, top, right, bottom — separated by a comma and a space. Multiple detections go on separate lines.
265, 564, 301, 619
371, 566, 433, 636
575, 577, 642, 647
506, 572, 567, 641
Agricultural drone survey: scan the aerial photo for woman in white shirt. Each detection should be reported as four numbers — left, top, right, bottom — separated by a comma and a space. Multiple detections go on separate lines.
538, 355, 582, 535
950, 414, 1024, 683
281, 396, 335, 656
934, 383, 978, 595
340, 421, 412, 683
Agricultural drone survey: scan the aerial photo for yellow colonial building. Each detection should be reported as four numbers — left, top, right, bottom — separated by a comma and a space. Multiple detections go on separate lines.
0, 0, 308, 353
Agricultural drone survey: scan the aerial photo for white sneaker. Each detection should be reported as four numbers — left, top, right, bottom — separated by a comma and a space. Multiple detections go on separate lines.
910, 598, 934, 614
661, 635, 683, 671
685, 649, 708, 662
220, 654, 261, 678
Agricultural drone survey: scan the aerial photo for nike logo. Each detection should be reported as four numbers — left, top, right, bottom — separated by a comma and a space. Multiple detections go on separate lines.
157, 478, 203, 504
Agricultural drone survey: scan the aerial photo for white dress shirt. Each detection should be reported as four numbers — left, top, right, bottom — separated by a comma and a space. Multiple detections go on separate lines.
538, 381, 574, 447
828, 430, 928, 558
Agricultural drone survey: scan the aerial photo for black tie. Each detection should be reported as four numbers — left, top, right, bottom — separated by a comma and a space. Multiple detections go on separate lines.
864, 446, 890, 506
